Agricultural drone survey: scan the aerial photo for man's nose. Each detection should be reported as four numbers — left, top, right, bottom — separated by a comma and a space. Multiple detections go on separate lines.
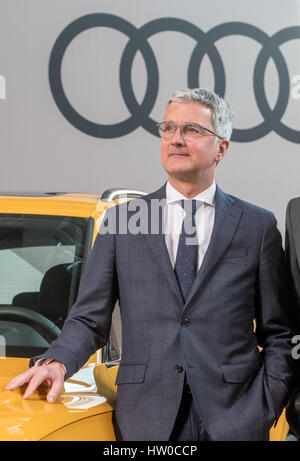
171, 126, 186, 145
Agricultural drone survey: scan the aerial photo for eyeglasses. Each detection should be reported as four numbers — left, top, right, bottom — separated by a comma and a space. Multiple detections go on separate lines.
156, 121, 224, 141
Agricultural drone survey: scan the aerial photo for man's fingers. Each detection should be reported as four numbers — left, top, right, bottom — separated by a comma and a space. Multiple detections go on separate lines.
5, 368, 35, 390
45, 377, 52, 387
23, 369, 51, 399
5, 362, 65, 402
47, 378, 64, 403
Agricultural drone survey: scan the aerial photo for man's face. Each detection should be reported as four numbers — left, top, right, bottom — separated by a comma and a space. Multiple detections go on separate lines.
160, 102, 228, 183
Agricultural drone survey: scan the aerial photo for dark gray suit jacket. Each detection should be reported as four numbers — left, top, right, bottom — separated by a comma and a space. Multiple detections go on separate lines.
286, 198, 300, 325
35, 184, 294, 441
284, 198, 300, 437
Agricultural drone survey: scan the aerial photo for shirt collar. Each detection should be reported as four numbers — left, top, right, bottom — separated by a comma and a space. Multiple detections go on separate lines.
166, 180, 216, 207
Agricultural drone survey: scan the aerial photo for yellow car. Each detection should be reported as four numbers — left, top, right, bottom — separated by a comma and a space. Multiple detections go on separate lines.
0, 189, 290, 441
0, 189, 144, 441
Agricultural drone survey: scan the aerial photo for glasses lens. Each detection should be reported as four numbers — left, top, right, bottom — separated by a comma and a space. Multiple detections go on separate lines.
158, 122, 175, 138
182, 123, 204, 140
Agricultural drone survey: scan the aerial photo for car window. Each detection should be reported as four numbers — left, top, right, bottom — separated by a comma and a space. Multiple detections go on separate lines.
0, 213, 91, 357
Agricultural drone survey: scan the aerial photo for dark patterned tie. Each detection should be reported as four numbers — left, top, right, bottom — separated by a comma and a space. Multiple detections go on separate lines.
175, 200, 201, 302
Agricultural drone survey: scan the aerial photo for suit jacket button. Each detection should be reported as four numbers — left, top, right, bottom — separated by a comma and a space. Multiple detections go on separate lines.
181, 318, 190, 327
175, 365, 184, 373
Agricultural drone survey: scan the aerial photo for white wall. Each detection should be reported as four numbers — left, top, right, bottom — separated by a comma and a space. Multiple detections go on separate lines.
0, 0, 300, 235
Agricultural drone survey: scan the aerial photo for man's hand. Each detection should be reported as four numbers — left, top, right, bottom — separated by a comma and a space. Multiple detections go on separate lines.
5, 361, 65, 403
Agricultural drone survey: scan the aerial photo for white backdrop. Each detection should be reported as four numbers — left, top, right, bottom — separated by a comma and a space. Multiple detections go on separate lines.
0, 0, 300, 235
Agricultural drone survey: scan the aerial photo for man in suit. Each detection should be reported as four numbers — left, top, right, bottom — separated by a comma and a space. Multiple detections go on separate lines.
286, 198, 300, 317
6, 88, 294, 441
283, 198, 300, 438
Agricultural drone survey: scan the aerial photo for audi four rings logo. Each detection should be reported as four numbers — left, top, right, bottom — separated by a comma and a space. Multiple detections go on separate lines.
49, 14, 300, 143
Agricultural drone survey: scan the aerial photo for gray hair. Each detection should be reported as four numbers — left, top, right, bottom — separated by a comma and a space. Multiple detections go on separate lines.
167, 88, 233, 141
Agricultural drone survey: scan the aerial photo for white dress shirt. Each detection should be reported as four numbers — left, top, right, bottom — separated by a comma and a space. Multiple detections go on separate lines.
164, 181, 216, 271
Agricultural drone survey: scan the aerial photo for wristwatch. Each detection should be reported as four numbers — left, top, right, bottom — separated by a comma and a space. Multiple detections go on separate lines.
41, 358, 55, 367
35, 357, 66, 374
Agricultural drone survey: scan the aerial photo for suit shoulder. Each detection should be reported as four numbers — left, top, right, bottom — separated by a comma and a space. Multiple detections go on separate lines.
285, 197, 300, 231
286, 196, 300, 214
227, 194, 276, 222
111, 186, 166, 212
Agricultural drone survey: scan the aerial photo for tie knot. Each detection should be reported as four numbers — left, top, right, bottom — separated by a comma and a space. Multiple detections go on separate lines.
180, 199, 201, 216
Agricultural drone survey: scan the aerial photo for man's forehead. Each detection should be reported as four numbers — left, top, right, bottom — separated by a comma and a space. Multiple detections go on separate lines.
163, 101, 212, 122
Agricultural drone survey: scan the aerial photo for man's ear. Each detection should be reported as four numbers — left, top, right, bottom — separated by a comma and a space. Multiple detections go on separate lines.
216, 139, 229, 163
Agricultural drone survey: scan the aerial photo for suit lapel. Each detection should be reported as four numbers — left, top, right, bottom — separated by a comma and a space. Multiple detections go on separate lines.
145, 232, 184, 305
184, 186, 243, 309
143, 184, 184, 305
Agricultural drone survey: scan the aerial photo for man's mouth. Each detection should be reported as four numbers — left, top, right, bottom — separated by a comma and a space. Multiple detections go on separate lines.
168, 152, 189, 157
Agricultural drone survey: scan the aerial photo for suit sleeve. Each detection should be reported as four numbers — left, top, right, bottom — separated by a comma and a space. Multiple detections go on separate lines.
255, 213, 294, 390
30, 207, 118, 379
